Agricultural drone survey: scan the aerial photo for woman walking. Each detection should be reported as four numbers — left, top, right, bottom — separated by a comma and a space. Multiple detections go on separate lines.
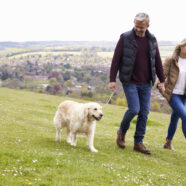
158, 39, 186, 149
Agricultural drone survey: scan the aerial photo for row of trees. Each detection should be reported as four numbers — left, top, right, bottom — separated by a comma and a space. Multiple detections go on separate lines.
0, 49, 170, 113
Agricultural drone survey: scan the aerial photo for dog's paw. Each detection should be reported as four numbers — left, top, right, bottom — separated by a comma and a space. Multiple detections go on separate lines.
69, 141, 77, 146
90, 148, 98, 153
66, 139, 72, 144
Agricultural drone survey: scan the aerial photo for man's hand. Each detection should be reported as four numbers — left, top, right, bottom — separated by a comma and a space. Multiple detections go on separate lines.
109, 82, 116, 91
158, 82, 165, 92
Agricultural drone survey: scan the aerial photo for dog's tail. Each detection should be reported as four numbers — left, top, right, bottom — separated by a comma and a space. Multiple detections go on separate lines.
53, 110, 61, 127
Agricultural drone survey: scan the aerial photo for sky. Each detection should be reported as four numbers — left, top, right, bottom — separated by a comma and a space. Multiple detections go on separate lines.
0, 0, 185, 42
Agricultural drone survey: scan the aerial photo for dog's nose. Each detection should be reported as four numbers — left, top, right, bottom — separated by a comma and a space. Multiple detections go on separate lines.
100, 114, 103, 117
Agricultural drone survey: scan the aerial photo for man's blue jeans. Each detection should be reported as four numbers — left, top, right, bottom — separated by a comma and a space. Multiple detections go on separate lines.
167, 94, 186, 140
120, 83, 151, 144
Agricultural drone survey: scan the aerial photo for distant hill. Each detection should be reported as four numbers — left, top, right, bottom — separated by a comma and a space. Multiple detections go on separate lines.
158, 41, 178, 46
0, 40, 177, 49
0, 41, 116, 49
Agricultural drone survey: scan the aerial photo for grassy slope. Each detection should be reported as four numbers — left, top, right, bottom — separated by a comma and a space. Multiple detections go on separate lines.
0, 88, 185, 185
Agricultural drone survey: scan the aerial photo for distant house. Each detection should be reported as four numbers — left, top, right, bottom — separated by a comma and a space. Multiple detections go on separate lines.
27, 75, 48, 80
41, 83, 49, 88
87, 86, 92, 90
75, 85, 82, 89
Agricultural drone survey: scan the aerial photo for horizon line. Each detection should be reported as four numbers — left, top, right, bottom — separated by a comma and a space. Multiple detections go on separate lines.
0, 40, 179, 43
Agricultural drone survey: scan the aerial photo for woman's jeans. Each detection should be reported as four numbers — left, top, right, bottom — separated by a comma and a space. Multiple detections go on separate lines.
167, 94, 186, 140
120, 83, 151, 144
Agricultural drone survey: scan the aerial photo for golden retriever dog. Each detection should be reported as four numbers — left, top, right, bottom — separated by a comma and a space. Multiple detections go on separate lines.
53, 100, 103, 152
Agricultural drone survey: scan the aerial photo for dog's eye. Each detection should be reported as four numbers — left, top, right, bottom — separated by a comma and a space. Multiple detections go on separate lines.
94, 108, 97, 111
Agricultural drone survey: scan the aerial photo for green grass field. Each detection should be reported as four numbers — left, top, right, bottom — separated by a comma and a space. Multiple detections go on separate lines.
0, 88, 185, 185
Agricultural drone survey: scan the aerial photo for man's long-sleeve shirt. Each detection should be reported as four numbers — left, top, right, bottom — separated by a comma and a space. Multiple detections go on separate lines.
110, 35, 165, 84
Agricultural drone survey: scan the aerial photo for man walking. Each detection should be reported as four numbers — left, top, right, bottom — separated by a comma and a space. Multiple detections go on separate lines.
109, 13, 165, 154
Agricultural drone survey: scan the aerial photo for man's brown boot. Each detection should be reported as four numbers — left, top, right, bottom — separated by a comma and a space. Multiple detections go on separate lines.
116, 129, 126, 148
134, 143, 151, 154
164, 139, 173, 150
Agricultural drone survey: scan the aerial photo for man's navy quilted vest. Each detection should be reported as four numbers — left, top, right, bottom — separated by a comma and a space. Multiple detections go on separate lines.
119, 29, 157, 85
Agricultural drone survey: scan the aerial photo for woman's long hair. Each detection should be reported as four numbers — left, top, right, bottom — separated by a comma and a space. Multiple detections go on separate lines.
172, 44, 181, 61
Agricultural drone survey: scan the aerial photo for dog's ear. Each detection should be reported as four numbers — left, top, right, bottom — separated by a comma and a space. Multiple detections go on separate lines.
84, 107, 89, 118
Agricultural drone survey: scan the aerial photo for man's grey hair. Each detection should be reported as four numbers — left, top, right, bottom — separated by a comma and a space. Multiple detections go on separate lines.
134, 13, 150, 24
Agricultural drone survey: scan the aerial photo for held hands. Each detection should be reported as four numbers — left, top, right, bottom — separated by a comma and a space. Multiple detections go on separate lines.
109, 82, 116, 91
157, 82, 165, 93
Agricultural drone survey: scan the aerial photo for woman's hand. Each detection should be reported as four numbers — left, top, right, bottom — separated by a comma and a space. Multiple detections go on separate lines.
158, 82, 165, 93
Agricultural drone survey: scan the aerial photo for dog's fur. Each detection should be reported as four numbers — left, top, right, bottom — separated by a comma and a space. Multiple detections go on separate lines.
53, 100, 103, 152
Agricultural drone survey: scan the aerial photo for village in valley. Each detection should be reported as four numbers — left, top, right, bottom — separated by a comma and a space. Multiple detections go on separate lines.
0, 41, 176, 113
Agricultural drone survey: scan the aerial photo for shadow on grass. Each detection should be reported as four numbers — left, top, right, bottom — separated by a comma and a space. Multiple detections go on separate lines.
132, 119, 164, 126
114, 119, 164, 127
34, 136, 91, 153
